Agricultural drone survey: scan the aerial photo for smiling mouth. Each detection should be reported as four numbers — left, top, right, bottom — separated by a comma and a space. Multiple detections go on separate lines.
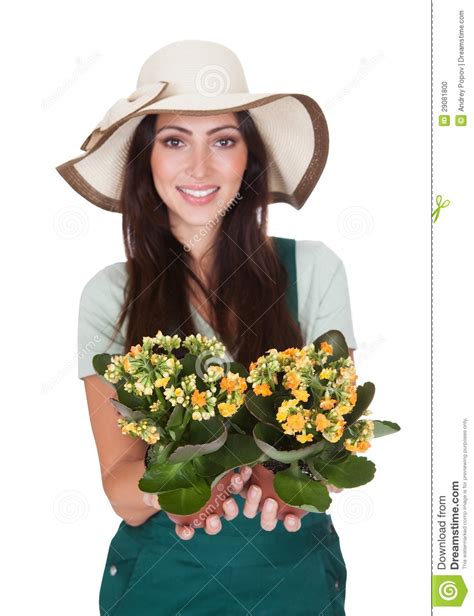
176, 186, 220, 197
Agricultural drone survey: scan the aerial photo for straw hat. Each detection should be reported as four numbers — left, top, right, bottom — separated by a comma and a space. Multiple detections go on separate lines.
55, 39, 329, 212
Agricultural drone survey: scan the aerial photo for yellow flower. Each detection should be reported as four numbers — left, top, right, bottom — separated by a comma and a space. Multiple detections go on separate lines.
254, 383, 272, 396
296, 433, 314, 443
154, 376, 170, 388
218, 402, 237, 417
286, 413, 305, 432
319, 368, 333, 380
276, 407, 289, 422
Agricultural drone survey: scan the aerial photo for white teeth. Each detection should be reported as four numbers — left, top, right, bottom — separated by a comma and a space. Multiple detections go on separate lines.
178, 187, 219, 197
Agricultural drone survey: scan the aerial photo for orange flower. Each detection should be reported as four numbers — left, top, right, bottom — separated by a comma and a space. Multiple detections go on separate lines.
291, 388, 309, 403
320, 397, 337, 410
280, 347, 299, 359
191, 389, 206, 408
220, 375, 248, 394
344, 439, 371, 453
286, 413, 305, 432
123, 356, 132, 373
284, 371, 301, 391
315, 413, 331, 431
130, 344, 142, 357
249, 361, 257, 371
320, 341, 333, 355
296, 433, 314, 443
254, 383, 272, 396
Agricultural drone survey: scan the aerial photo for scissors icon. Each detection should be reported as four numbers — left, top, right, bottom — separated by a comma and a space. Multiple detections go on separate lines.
432, 195, 451, 223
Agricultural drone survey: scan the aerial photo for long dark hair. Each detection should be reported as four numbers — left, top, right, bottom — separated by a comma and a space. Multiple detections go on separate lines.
111, 110, 303, 368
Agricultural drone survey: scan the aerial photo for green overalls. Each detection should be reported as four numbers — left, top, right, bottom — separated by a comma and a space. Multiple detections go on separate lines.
99, 237, 347, 616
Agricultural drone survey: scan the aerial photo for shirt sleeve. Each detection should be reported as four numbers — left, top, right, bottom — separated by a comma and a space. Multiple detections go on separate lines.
297, 240, 358, 350
77, 263, 127, 380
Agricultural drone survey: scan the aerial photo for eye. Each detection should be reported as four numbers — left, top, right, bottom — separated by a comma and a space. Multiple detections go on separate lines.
162, 137, 184, 148
215, 137, 237, 147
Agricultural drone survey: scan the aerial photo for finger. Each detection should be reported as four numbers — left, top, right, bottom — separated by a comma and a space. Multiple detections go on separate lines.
176, 524, 194, 540
283, 514, 302, 532
242, 484, 262, 518
227, 472, 245, 496
239, 466, 252, 483
142, 493, 161, 510
260, 498, 278, 531
327, 483, 344, 493
222, 497, 239, 521
205, 514, 222, 535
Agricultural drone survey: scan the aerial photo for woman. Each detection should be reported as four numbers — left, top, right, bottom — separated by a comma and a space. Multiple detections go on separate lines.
57, 40, 357, 615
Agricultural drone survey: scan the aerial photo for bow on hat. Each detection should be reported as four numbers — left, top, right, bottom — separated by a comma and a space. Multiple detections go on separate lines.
80, 81, 169, 152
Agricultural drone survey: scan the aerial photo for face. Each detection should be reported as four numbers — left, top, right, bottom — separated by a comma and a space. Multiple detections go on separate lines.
150, 113, 248, 232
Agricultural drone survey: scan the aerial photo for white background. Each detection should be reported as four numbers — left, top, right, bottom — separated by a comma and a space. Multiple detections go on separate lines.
3, 0, 432, 614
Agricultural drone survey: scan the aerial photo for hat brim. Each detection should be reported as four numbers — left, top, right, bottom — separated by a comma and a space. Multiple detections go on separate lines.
56, 92, 328, 213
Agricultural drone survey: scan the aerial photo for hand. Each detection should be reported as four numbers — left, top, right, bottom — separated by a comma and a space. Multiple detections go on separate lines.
142, 466, 253, 540
240, 464, 343, 532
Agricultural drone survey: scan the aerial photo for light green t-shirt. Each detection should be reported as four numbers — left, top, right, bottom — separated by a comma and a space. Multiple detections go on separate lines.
77, 240, 358, 380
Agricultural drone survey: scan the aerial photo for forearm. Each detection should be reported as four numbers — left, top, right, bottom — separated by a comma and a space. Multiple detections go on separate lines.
103, 458, 159, 527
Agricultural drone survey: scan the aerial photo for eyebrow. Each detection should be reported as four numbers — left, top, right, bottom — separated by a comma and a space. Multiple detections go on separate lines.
155, 124, 242, 136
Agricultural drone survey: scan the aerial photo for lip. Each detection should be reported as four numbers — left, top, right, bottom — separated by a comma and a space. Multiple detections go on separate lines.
176, 186, 220, 205
177, 184, 219, 190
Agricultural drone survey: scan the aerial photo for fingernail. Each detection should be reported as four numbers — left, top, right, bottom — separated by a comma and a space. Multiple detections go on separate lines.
210, 516, 220, 528
264, 499, 276, 512
182, 528, 191, 538
287, 517, 296, 526
242, 467, 252, 480
250, 486, 260, 498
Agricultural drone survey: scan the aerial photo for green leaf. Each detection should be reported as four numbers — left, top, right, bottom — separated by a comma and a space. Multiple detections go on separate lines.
194, 433, 265, 478
273, 465, 332, 512
187, 414, 225, 444
167, 425, 228, 463
227, 361, 249, 378
373, 420, 401, 437
109, 398, 134, 419
253, 422, 325, 463
92, 353, 112, 376
157, 480, 211, 515
178, 354, 200, 377
139, 457, 212, 515
116, 385, 144, 410
166, 404, 185, 441
139, 458, 201, 493
307, 454, 376, 488
226, 401, 258, 434
245, 389, 280, 428
312, 330, 348, 362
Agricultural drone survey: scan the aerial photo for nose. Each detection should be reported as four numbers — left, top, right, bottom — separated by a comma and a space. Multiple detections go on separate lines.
186, 143, 212, 178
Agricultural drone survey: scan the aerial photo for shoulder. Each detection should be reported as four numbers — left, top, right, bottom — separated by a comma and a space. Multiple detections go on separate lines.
295, 239, 345, 295
295, 239, 343, 270
80, 262, 127, 305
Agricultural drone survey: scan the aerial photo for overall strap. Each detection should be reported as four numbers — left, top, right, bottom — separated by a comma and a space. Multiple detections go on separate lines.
271, 236, 300, 326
